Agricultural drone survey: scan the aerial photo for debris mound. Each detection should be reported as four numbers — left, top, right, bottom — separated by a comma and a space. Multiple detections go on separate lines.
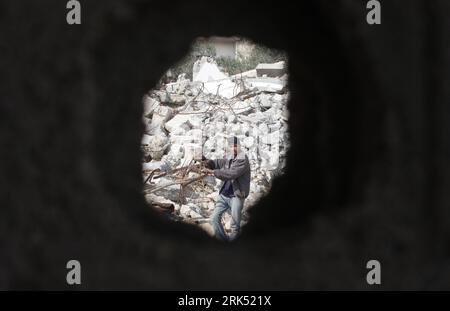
142, 60, 289, 235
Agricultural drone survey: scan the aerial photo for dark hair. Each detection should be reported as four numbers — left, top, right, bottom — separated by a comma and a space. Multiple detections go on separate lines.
228, 136, 239, 146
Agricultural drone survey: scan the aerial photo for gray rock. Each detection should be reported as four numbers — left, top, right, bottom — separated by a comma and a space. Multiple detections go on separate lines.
167, 93, 186, 106
255, 61, 286, 78
150, 105, 174, 134
154, 90, 171, 103
143, 95, 160, 118
258, 94, 272, 108
147, 134, 170, 160
179, 205, 191, 217
154, 185, 181, 203
165, 114, 192, 133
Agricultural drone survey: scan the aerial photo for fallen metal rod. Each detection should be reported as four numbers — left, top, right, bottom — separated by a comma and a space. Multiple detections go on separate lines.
143, 168, 160, 185
153, 163, 204, 179
152, 202, 175, 210
146, 173, 209, 194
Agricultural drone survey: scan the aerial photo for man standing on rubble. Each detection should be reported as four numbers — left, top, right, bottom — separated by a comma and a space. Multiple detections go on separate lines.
203, 136, 251, 241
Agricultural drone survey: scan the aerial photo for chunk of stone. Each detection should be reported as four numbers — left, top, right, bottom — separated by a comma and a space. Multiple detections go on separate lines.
226, 114, 236, 124
167, 143, 184, 159
182, 143, 203, 162
165, 114, 192, 133
143, 95, 159, 118
258, 123, 269, 135
242, 111, 267, 124
142, 161, 169, 172
243, 136, 255, 149
233, 101, 253, 115
155, 185, 182, 203
215, 121, 225, 132
167, 93, 186, 106
150, 106, 174, 134
154, 90, 171, 103
185, 129, 203, 143
272, 94, 284, 103
189, 205, 203, 219
165, 76, 190, 94
258, 94, 272, 108
153, 178, 197, 203
141, 134, 152, 145
230, 69, 257, 79
255, 61, 286, 78
187, 116, 203, 129
179, 205, 191, 217
146, 134, 170, 160
193, 60, 228, 83
248, 77, 285, 93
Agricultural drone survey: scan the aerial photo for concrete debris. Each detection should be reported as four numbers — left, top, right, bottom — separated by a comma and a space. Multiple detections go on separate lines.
193, 57, 228, 82
143, 134, 170, 160
164, 114, 192, 133
143, 95, 159, 117
167, 93, 186, 106
247, 77, 285, 93
231, 69, 257, 79
255, 61, 286, 77
147, 105, 174, 135
142, 61, 289, 234
142, 160, 170, 172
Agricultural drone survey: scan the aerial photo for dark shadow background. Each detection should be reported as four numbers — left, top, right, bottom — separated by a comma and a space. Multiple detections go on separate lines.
1, 0, 449, 289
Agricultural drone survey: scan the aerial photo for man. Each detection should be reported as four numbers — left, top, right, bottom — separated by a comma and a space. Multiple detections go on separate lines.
203, 136, 251, 241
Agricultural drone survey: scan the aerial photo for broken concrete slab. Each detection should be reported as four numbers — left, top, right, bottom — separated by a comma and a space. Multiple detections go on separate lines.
167, 93, 186, 106
167, 143, 185, 160
166, 77, 190, 94
272, 93, 284, 103
182, 143, 203, 163
258, 93, 272, 108
203, 78, 242, 99
152, 177, 198, 203
247, 77, 285, 93
192, 56, 210, 81
231, 69, 257, 79
232, 101, 253, 114
164, 114, 193, 133
141, 134, 152, 145
256, 61, 286, 77
151, 106, 174, 130
146, 134, 170, 160
153, 90, 171, 103
193, 59, 228, 83
142, 160, 170, 172
143, 95, 160, 117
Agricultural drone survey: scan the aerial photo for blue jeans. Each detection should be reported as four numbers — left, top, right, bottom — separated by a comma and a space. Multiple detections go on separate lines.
210, 194, 244, 241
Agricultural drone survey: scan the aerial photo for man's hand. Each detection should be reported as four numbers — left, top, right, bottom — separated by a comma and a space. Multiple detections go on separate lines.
204, 168, 215, 175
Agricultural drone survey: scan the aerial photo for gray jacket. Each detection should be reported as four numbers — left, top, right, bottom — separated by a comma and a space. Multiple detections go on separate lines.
206, 154, 251, 199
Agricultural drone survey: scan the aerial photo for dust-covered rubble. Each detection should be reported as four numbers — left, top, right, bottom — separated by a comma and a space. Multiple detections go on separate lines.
141, 59, 289, 235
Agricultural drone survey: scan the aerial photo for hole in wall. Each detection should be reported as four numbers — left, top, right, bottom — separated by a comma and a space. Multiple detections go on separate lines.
141, 36, 290, 241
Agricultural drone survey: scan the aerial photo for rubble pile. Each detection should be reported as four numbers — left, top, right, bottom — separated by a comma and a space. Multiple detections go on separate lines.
142, 58, 289, 235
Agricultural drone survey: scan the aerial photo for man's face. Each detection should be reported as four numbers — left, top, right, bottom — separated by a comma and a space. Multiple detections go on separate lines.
230, 144, 238, 157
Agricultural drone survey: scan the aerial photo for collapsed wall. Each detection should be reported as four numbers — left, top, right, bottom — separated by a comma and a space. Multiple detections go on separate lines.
141, 59, 289, 234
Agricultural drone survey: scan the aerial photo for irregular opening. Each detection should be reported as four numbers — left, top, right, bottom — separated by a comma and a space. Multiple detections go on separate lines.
141, 37, 290, 241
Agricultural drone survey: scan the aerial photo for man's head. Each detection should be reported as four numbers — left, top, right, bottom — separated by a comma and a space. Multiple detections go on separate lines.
228, 136, 240, 158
